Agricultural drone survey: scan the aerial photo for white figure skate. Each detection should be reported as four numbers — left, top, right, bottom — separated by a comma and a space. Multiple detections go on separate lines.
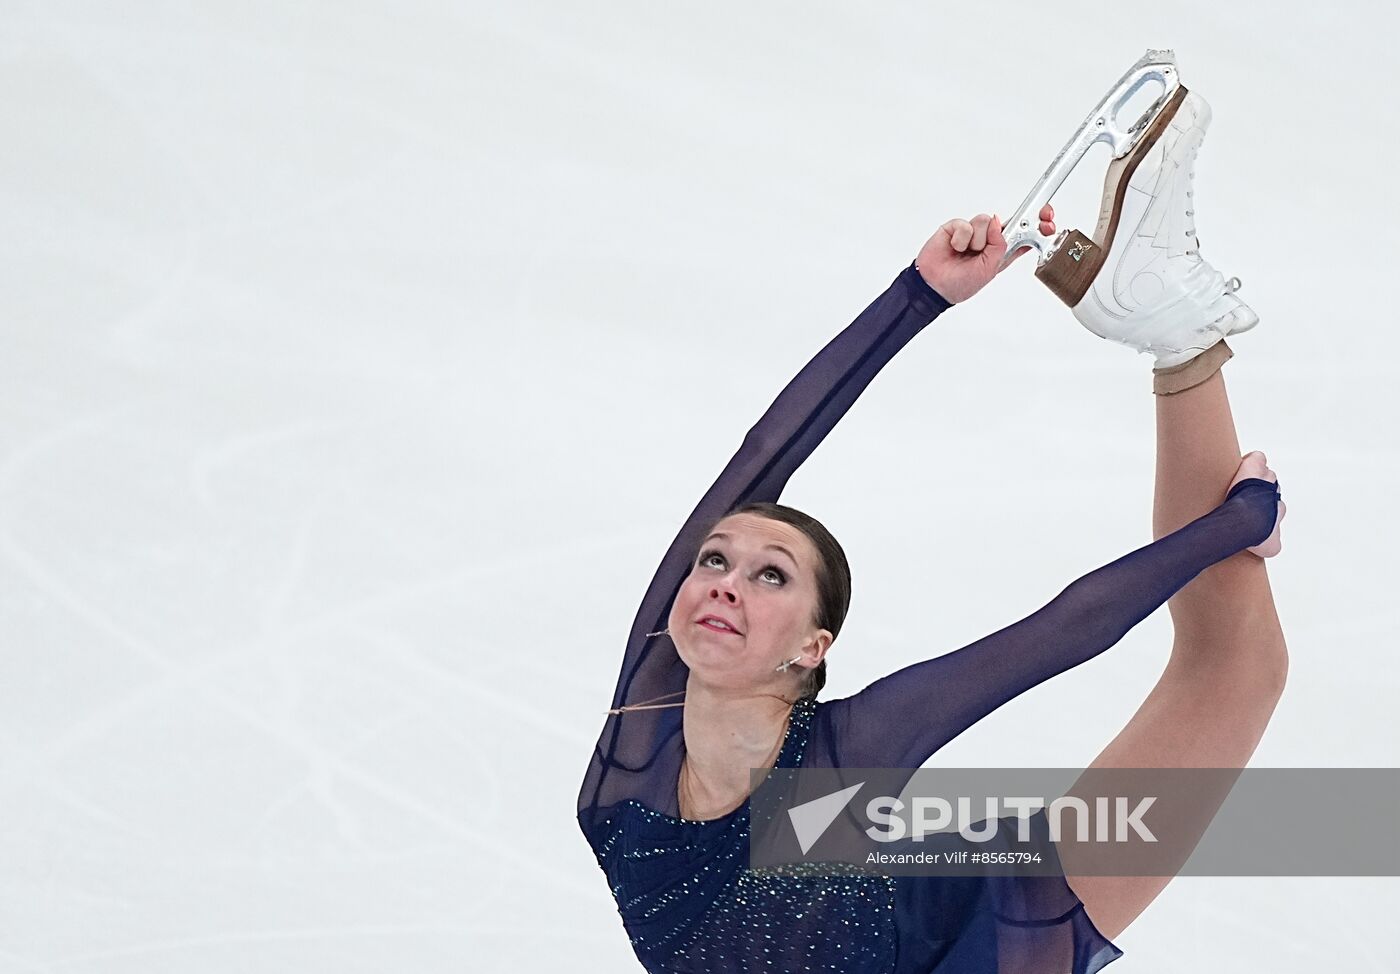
998, 50, 1256, 368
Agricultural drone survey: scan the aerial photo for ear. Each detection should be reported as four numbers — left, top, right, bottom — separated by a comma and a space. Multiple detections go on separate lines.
802, 630, 834, 668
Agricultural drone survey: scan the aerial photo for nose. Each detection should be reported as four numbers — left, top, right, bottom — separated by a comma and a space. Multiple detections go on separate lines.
707, 570, 741, 602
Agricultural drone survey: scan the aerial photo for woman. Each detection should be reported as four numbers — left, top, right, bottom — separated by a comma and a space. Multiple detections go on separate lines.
577, 205, 1287, 973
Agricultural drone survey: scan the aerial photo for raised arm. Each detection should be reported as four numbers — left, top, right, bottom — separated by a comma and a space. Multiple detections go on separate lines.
576, 261, 954, 829
818, 475, 1283, 770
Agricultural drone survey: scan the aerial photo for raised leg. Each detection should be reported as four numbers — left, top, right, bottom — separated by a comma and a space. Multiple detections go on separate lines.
1063, 368, 1288, 942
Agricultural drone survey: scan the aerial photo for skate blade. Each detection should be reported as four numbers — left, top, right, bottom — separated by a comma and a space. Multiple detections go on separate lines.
997, 48, 1182, 275
1036, 85, 1191, 308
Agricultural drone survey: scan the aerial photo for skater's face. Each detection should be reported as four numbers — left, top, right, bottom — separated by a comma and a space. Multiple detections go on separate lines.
669, 513, 832, 694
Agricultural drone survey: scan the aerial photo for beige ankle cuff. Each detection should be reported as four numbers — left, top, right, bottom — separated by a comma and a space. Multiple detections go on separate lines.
1152, 339, 1233, 395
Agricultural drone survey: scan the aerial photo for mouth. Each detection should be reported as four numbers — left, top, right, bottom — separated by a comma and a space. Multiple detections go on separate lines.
696, 615, 742, 636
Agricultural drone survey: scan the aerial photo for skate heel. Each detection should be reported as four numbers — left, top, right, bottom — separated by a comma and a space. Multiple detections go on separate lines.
1035, 229, 1104, 307
1035, 85, 1192, 310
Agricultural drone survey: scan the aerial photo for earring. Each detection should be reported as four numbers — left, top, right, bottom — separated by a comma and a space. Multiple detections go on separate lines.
775, 656, 802, 673
646, 629, 670, 637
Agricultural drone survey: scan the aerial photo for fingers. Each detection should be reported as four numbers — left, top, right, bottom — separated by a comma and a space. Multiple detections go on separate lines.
972, 214, 992, 251
1241, 450, 1278, 483
942, 218, 971, 252
945, 208, 1055, 255
944, 214, 995, 253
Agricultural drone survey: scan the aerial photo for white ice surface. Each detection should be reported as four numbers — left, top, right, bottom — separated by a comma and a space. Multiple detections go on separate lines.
1, 1, 1397, 971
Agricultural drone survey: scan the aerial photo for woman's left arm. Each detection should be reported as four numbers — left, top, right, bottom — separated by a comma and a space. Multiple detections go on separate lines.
822, 477, 1282, 769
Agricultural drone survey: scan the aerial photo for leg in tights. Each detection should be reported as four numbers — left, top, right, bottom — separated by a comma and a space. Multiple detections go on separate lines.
1065, 369, 1289, 941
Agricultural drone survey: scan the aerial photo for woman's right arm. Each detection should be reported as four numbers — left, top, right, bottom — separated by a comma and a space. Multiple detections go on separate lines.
575, 207, 1042, 836
576, 260, 955, 833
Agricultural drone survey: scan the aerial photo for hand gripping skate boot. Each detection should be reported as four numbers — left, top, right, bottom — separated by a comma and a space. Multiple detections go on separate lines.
998, 50, 1257, 371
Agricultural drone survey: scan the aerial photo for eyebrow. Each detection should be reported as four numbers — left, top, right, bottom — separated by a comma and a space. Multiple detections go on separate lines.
702, 532, 799, 570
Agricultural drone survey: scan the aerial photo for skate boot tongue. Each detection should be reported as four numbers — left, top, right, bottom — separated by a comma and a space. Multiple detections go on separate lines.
1137, 260, 1259, 369
1202, 287, 1259, 350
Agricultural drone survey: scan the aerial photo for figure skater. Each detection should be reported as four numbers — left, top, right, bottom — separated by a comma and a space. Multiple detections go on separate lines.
576, 189, 1285, 972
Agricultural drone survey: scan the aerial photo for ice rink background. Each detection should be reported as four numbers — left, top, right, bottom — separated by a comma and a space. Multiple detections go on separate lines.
2, 1, 1396, 971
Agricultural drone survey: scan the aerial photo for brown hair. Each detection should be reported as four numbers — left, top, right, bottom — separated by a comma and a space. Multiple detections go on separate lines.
706, 501, 851, 700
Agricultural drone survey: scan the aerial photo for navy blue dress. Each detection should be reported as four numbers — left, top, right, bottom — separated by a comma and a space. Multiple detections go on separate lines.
577, 262, 1281, 973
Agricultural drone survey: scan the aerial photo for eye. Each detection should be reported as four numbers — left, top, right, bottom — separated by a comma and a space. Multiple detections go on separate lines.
698, 549, 787, 586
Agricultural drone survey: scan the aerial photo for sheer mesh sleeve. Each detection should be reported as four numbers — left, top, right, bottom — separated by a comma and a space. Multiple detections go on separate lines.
577, 262, 954, 835
815, 475, 1282, 770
